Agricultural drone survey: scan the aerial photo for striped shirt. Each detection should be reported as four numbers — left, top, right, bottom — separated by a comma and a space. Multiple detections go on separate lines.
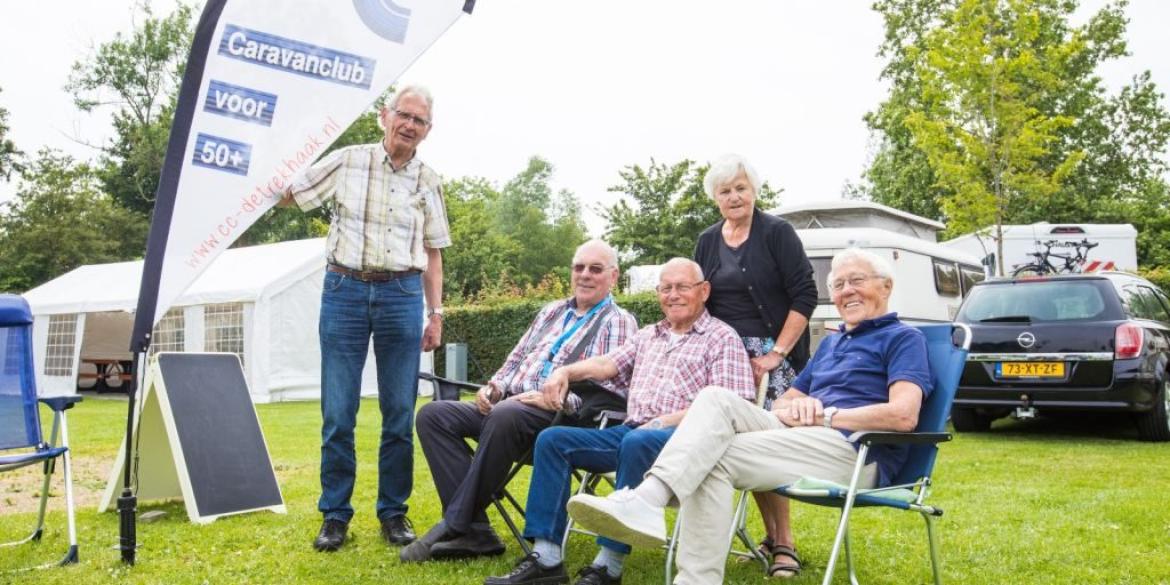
290, 143, 452, 271
607, 310, 755, 424
490, 298, 638, 404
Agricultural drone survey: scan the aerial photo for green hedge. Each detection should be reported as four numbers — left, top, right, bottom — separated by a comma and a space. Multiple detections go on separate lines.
435, 292, 662, 382
1139, 267, 1170, 292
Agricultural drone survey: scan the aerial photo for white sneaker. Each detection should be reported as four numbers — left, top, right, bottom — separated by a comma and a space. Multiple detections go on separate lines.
567, 488, 667, 548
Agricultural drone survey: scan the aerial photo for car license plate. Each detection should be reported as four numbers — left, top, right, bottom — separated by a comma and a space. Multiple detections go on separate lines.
997, 362, 1065, 378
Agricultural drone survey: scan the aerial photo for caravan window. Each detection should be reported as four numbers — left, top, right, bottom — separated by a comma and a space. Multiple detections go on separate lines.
933, 259, 961, 296
960, 266, 986, 296
205, 303, 245, 367
150, 308, 186, 356
44, 314, 78, 376
809, 257, 832, 303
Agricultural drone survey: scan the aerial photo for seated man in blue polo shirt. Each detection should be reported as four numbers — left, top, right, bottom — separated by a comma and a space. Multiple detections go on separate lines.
567, 247, 933, 584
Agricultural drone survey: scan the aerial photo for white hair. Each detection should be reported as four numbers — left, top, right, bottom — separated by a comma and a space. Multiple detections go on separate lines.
703, 154, 762, 199
661, 257, 704, 282
388, 85, 434, 114
573, 239, 619, 269
826, 248, 894, 289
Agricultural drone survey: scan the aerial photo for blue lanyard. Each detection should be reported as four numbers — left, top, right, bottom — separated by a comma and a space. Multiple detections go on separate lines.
540, 296, 612, 378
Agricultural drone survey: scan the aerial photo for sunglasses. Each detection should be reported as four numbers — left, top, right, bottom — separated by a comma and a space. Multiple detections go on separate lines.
572, 263, 609, 275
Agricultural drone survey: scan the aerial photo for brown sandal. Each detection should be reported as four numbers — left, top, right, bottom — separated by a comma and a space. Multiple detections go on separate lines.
767, 543, 802, 579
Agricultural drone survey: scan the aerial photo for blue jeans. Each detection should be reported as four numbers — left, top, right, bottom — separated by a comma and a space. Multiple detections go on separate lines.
317, 270, 423, 523
523, 423, 675, 554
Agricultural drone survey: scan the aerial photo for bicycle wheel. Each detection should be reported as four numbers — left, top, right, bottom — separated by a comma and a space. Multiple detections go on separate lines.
1012, 264, 1048, 277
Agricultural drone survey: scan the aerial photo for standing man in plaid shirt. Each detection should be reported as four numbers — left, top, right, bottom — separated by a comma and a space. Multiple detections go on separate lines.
484, 258, 756, 585
282, 85, 449, 552
403, 239, 638, 563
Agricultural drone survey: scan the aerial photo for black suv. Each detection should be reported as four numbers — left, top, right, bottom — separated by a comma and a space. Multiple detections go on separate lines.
952, 272, 1170, 441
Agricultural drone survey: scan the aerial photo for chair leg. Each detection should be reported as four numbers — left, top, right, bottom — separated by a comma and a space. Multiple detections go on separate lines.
730, 491, 768, 571
664, 514, 682, 585
923, 513, 943, 585
822, 447, 869, 585
57, 412, 79, 565
492, 495, 531, 556
843, 531, 859, 585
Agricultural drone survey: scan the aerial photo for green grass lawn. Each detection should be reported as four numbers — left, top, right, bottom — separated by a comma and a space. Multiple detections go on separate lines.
2, 397, 1168, 584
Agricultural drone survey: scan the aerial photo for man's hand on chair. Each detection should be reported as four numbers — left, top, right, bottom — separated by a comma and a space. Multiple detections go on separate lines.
540, 369, 569, 411
476, 384, 499, 415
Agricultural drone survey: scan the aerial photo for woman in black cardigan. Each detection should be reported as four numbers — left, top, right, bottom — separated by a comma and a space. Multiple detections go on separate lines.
693, 154, 817, 578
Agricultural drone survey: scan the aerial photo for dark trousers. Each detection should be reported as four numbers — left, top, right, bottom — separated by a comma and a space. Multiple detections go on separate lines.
416, 398, 557, 533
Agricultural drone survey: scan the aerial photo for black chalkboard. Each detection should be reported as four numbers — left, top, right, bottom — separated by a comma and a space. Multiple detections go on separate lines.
157, 353, 282, 518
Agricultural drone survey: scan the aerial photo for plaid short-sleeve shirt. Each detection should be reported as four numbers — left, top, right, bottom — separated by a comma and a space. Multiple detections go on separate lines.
606, 310, 755, 424
291, 143, 452, 272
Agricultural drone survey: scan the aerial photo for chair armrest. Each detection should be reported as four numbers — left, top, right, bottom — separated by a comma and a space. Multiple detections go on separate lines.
39, 396, 84, 412
847, 431, 952, 446
599, 410, 627, 423
417, 372, 482, 392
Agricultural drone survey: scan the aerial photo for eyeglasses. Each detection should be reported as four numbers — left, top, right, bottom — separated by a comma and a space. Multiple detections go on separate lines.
655, 281, 705, 295
830, 274, 878, 292
572, 263, 609, 275
394, 110, 431, 128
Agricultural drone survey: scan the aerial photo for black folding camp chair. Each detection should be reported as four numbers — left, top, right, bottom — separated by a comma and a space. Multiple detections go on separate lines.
0, 294, 82, 568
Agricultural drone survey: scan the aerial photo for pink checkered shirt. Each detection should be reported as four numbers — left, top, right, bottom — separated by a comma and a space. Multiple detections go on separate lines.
489, 297, 638, 399
607, 310, 755, 424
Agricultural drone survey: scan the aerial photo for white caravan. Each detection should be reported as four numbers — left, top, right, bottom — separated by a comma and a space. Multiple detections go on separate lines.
941, 223, 1138, 276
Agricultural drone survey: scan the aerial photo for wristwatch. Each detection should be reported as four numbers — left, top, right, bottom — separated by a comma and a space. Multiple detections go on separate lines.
427, 307, 444, 320
770, 345, 788, 360
823, 406, 839, 429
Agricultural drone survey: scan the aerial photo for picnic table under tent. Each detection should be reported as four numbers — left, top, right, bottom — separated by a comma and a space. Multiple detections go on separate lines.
22, 237, 433, 402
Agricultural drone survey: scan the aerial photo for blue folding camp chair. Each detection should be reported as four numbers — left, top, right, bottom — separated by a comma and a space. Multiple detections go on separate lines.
775, 323, 971, 585
0, 294, 81, 567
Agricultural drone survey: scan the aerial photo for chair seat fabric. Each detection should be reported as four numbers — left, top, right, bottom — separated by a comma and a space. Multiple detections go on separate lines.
0, 446, 68, 467
777, 475, 921, 509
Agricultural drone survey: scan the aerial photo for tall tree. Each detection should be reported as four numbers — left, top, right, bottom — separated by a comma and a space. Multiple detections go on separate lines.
905, 0, 1086, 270
0, 150, 149, 292
601, 159, 780, 266
489, 157, 588, 287
0, 87, 21, 180
67, 2, 195, 215
864, 0, 1170, 268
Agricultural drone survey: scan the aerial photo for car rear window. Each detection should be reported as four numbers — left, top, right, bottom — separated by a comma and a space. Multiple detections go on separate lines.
958, 281, 1118, 323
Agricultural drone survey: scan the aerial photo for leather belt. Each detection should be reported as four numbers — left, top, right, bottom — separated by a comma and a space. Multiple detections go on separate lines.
327, 264, 419, 283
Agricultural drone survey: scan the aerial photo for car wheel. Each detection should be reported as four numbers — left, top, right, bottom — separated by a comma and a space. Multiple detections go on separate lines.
951, 407, 993, 432
1135, 378, 1170, 442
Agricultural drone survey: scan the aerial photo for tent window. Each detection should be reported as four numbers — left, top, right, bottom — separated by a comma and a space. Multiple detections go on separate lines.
205, 303, 245, 366
150, 308, 185, 356
44, 314, 78, 376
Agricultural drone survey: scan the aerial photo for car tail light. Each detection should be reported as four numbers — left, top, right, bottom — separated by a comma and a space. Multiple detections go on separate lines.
1115, 323, 1144, 359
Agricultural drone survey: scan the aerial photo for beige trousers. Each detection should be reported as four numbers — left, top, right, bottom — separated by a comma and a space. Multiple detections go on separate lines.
648, 387, 878, 585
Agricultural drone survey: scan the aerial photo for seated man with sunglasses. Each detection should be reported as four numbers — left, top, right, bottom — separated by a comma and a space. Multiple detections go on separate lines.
484, 258, 756, 585
404, 239, 639, 562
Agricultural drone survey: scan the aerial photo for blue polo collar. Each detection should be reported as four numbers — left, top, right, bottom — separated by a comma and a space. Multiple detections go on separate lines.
838, 312, 900, 334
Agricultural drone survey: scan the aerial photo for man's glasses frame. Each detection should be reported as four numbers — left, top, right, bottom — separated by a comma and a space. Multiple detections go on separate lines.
394, 109, 431, 128
655, 281, 705, 295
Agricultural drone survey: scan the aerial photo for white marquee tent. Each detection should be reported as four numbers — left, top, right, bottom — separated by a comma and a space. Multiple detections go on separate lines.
22, 237, 431, 402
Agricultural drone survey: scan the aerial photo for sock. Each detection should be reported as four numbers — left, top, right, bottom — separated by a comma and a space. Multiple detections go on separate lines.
533, 539, 562, 567
633, 474, 673, 508
592, 546, 626, 577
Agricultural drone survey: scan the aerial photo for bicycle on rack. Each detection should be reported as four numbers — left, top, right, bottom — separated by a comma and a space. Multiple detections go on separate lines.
1011, 239, 1100, 277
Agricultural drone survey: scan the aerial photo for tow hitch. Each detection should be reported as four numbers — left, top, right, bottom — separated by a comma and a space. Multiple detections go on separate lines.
1013, 394, 1036, 420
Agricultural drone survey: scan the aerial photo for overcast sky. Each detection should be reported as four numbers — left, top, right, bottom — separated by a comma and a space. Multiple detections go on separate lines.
1, 1, 1167, 234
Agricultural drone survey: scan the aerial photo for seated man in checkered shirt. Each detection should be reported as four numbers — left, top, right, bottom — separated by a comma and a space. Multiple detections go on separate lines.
484, 257, 756, 585
403, 239, 638, 563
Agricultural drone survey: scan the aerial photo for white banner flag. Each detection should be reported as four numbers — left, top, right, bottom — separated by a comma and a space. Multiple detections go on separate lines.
131, 0, 471, 348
